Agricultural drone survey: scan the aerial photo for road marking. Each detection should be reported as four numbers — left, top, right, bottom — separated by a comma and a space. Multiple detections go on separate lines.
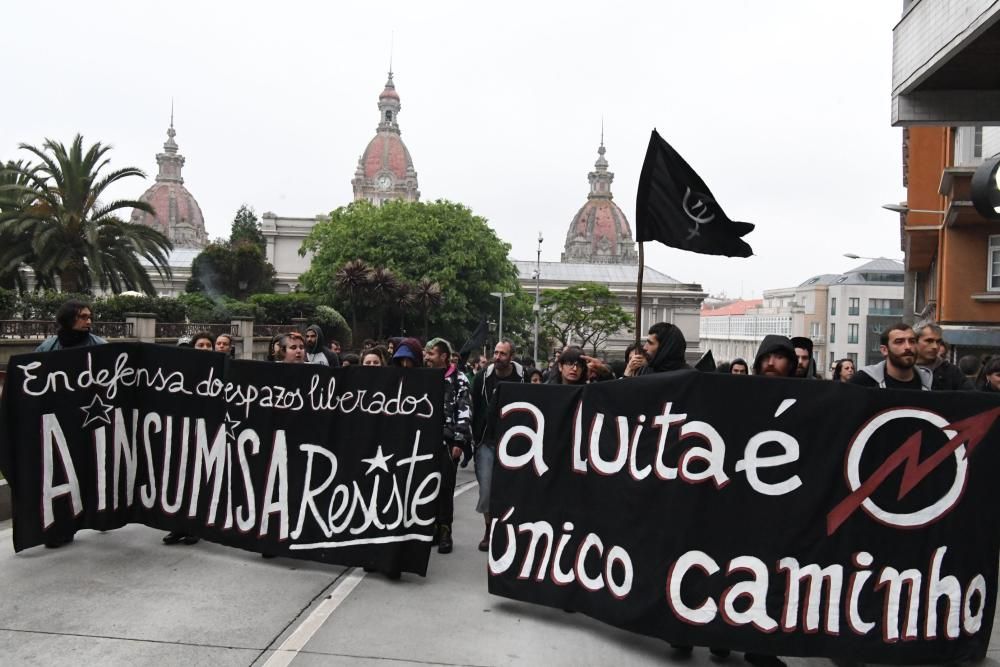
263, 568, 366, 667
262, 479, 478, 667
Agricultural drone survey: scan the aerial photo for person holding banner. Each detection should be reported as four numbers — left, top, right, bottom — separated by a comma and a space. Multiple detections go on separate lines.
278, 332, 306, 363
423, 337, 472, 554
34, 299, 106, 353
472, 339, 525, 551
850, 323, 931, 390
752, 335, 797, 377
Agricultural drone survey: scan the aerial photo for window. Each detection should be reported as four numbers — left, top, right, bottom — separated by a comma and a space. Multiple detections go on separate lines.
830, 298, 837, 316
848, 352, 858, 365
848, 298, 860, 316
990, 235, 1000, 291
975, 126, 983, 158
829, 351, 835, 370
868, 298, 904, 316
830, 323, 836, 343
810, 321, 820, 338
848, 323, 859, 344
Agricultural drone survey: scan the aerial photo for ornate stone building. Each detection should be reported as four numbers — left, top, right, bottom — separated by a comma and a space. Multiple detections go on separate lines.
130, 118, 209, 249
561, 140, 638, 264
515, 137, 705, 360
351, 72, 420, 204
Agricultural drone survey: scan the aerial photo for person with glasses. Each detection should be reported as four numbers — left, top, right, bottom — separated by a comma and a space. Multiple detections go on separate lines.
35, 299, 107, 352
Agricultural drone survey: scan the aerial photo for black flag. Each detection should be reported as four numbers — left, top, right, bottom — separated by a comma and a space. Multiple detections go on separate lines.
635, 129, 754, 257
458, 317, 489, 363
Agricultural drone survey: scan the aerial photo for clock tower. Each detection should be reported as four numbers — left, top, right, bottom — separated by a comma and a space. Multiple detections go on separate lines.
351, 71, 420, 205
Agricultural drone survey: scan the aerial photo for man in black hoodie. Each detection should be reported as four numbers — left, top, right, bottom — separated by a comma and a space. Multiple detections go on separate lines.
752, 335, 797, 377
639, 322, 691, 375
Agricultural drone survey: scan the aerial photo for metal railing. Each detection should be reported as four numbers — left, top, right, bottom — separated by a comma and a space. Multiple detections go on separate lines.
0, 320, 133, 339
252, 324, 299, 338
155, 322, 240, 338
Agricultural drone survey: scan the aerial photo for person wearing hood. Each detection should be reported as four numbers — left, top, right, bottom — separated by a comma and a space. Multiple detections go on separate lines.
638, 322, 690, 375
790, 336, 819, 379
35, 299, 106, 353
304, 324, 339, 367
752, 335, 798, 377
391, 337, 424, 368
851, 322, 932, 390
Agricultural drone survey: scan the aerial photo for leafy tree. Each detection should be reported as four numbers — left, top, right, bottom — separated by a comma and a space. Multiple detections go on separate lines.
187, 205, 276, 299
0, 136, 173, 294
540, 282, 633, 355
313, 305, 352, 347
0, 287, 17, 319
230, 204, 265, 252
97, 294, 187, 322
247, 293, 319, 323
300, 200, 520, 344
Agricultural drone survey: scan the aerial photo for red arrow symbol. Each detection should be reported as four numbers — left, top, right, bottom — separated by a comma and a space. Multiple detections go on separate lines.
826, 406, 1000, 536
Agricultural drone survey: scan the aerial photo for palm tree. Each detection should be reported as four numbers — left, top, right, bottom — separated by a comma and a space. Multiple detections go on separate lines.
413, 278, 443, 339
368, 266, 400, 338
335, 258, 373, 335
0, 160, 48, 291
0, 135, 173, 294
393, 281, 417, 334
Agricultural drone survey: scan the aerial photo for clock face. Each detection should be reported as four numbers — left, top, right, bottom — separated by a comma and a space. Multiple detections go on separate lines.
376, 174, 392, 191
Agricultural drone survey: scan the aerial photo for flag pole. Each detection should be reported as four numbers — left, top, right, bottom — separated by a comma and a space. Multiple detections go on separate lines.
635, 242, 644, 346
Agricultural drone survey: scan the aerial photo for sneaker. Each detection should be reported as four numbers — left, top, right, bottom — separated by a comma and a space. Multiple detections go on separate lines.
162, 531, 185, 545
478, 536, 489, 552
710, 648, 731, 658
670, 644, 693, 656
437, 525, 453, 554
182, 535, 200, 545
745, 654, 785, 667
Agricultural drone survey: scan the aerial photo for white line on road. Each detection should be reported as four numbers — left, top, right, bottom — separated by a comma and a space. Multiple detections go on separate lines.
262, 479, 478, 667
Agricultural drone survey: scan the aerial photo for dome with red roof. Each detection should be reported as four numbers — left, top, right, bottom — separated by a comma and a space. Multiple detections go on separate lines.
352, 72, 420, 204
562, 142, 638, 265
130, 122, 208, 248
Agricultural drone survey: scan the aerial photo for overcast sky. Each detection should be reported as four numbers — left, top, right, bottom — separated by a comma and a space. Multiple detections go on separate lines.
1, 1, 906, 298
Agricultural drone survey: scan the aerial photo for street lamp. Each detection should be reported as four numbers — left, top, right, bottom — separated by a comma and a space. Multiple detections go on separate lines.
490, 291, 515, 342
532, 232, 543, 365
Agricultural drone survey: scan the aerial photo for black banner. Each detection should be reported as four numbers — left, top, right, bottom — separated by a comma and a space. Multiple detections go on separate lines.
488, 370, 1000, 663
0, 343, 444, 575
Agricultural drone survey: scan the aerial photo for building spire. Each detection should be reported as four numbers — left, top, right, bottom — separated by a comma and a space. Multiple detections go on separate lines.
170, 97, 174, 129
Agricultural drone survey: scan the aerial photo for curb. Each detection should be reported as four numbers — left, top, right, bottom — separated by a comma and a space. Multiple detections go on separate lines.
0, 480, 9, 522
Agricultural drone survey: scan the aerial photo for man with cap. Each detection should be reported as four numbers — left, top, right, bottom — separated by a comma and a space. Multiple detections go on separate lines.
423, 337, 472, 554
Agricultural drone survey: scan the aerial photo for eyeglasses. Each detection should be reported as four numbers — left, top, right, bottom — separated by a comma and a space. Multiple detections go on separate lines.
77, 313, 93, 321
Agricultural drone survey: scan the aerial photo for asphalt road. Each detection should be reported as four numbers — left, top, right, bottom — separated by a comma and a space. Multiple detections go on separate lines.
1, 467, 998, 666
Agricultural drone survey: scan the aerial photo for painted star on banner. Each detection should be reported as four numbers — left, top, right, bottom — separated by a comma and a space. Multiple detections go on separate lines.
361, 445, 394, 475
80, 394, 113, 428
223, 412, 242, 440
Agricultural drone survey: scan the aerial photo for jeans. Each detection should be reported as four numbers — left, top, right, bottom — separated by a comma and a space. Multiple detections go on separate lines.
474, 444, 494, 514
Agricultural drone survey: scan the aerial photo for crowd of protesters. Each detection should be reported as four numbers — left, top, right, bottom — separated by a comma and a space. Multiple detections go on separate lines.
24, 299, 1000, 663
